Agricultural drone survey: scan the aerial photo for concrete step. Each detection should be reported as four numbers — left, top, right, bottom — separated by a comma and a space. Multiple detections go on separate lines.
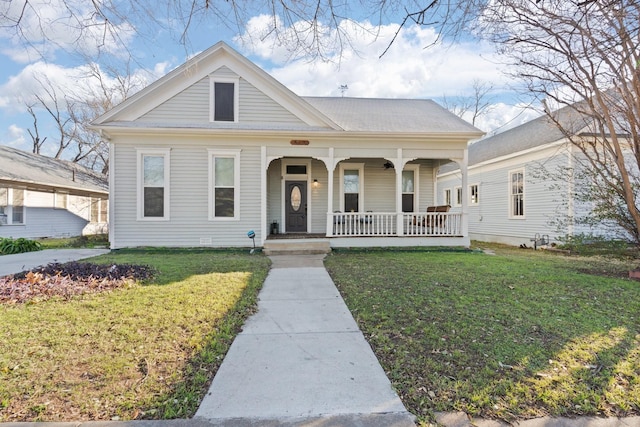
263, 239, 331, 255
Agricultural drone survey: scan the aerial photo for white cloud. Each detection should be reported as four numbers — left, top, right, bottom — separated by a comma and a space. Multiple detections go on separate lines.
237, 17, 511, 102
0, 60, 162, 113
1, 124, 27, 148
235, 17, 542, 132
474, 103, 542, 136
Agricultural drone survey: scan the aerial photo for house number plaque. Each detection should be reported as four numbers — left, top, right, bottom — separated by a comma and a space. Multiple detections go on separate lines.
290, 139, 310, 145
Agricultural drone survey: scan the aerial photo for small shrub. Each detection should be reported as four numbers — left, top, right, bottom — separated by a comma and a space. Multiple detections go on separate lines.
0, 237, 42, 255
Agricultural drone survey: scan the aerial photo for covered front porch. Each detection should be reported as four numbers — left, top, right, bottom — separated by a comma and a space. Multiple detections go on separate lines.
260, 145, 470, 248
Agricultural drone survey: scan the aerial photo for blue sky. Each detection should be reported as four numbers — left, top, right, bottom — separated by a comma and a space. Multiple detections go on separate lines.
0, 1, 541, 159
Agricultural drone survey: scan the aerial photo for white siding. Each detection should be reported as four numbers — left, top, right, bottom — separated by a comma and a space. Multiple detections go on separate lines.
310, 159, 328, 233
138, 66, 307, 126
138, 78, 210, 123
111, 138, 263, 248
438, 147, 571, 246
0, 190, 105, 239
331, 159, 436, 213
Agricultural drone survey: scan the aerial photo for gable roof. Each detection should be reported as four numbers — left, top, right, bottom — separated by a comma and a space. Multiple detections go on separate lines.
92, 41, 339, 130
438, 103, 590, 174
303, 97, 481, 133
0, 145, 108, 196
92, 41, 483, 139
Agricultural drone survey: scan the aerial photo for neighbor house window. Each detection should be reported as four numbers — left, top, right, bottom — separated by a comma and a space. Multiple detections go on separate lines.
209, 149, 240, 220
444, 189, 451, 206
454, 186, 462, 206
340, 163, 364, 212
99, 199, 108, 223
402, 166, 419, 212
137, 149, 170, 220
211, 77, 239, 122
90, 197, 108, 223
0, 187, 25, 225
470, 184, 479, 205
55, 193, 68, 209
510, 169, 524, 217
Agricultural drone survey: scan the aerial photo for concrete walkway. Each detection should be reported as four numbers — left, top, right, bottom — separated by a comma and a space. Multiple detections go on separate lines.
194, 254, 416, 426
0, 248, 111, 276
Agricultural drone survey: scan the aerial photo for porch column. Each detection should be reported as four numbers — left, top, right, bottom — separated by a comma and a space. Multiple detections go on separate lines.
325, 148, 335, 237
260, 146, 268, 246
396, 163, 404, 236
395, 148, 404, 236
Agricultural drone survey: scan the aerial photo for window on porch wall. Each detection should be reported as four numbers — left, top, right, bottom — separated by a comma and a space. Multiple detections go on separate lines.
402, 170, 415, 212
343, 169, 359, 212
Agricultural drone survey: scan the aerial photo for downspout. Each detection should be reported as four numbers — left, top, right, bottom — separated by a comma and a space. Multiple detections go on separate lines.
108, 139, 115, 250
460, 150, 469, 246
261, 146, 268, 246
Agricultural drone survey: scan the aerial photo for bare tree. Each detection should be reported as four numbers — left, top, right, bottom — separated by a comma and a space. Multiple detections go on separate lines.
441, 79, 495, 127
478, 0, 640, 243
23, 61, 143, 174
26, 104, 46, 154
0, 1, 485, 61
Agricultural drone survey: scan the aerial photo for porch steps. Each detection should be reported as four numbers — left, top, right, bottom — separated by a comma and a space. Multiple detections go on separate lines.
263, 239, 331, 255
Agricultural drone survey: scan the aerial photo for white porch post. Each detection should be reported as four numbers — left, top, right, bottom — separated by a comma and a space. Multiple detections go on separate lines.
325, 148, 335, 237
395, 148, 404, 236
460, 150, 469, 241
260, 146, 268, 246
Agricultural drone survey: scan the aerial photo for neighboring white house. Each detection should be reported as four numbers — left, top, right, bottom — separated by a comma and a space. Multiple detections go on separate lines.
0, 145, 109, 239
436, 105, 631, 247
91, 41, 483, 250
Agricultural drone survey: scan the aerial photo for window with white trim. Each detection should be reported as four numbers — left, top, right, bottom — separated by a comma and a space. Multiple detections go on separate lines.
210, 77, 239, 123
137, 149, 170, 220
339, 163, 364, 212
0, 187, 25, 225
510, 169, 524, 217
469, 184, 479, 205
454, 186, 462, 206
402, 166, 419, 212
444, 188, 451, 206
209, 149, 241, 220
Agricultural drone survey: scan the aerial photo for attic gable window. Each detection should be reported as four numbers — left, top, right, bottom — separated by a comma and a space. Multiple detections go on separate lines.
210, 77, 239, 123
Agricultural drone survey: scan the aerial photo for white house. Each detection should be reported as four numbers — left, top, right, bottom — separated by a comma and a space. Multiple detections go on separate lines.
436, 105, 631, 247
91, 41, 482, 250
0, 145, 109, 239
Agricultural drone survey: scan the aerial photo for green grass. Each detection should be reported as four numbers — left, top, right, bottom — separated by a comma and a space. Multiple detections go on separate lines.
325, 245, 640, 424
0, 248, 270, 422
37, 234, 109, 249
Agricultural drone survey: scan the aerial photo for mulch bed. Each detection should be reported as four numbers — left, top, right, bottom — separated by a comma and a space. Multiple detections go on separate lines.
0, 262, 155, 304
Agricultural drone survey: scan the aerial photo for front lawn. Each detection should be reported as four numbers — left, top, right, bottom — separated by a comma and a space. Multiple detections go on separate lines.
325, 246, 640, 424
0, 249, 270, 422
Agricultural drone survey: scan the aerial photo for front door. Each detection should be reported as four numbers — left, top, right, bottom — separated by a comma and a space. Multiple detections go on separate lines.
285, 181, 307, 233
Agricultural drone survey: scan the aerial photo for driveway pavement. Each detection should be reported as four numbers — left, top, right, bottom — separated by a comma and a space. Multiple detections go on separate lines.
0, 248, 110, 276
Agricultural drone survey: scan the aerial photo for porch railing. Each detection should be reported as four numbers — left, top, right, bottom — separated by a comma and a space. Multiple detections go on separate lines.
330, 212, 462, 237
